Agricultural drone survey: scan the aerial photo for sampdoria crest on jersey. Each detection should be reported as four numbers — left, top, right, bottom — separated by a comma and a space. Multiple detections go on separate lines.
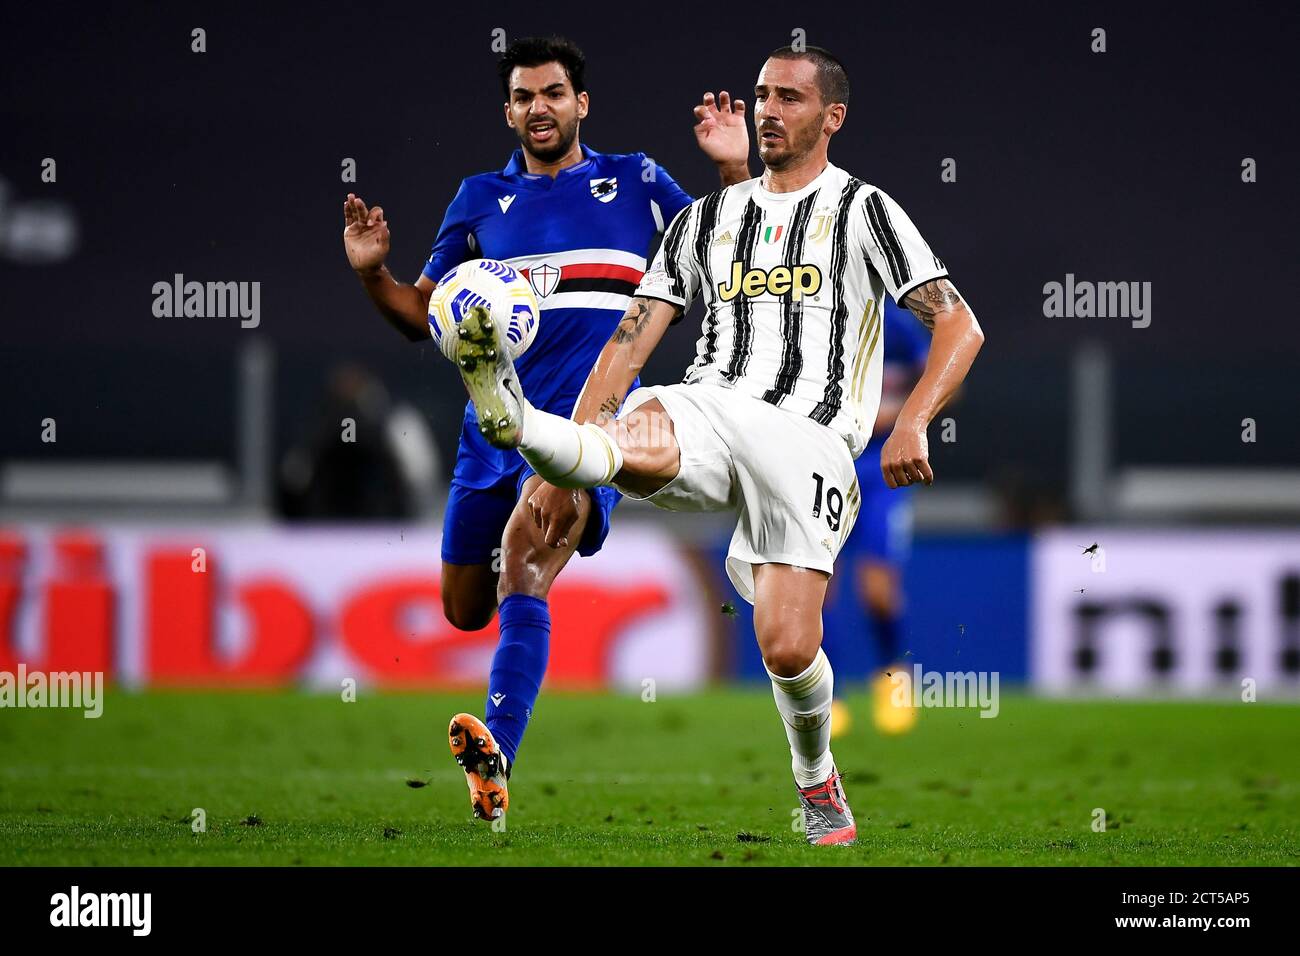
590, 177, 618, 202
525, 262, 561, 298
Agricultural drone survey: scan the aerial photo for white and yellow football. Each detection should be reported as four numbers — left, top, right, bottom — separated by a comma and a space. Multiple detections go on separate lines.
426, 258, 540, 362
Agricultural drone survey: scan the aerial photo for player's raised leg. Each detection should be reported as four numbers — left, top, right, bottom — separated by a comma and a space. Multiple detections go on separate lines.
438, 473, 523, 632
453, 303, 681, 495
453, 305, 530, 449
439, 562, 498, 631
753, 562, 856, 846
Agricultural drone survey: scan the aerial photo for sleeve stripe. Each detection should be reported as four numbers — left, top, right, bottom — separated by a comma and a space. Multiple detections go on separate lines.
894, 269, 950, 306
863, 191, 911, 289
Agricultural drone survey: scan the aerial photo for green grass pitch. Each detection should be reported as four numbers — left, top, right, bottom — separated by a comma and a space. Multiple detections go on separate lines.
1, 688, 1297, 866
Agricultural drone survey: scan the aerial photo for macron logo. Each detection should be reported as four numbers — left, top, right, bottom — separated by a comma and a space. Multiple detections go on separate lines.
50, 886, 151, 936
497, 195, 516, 214
491, 693, 506, 706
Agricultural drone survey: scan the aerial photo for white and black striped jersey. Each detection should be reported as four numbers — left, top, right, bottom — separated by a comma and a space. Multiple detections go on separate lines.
635, 162, 946, 458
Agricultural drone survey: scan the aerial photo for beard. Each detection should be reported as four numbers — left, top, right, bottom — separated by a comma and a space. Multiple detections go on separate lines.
516, 116, 579, 164
757, 113, 824, 169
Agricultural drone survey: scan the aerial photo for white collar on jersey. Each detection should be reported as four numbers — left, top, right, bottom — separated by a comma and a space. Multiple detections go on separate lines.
753, 161, 837, 202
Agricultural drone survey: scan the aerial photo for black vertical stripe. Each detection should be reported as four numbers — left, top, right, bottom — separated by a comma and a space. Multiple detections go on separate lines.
687, 190, 731, 380
761, 191, 820, 406
809, 178, 865, 425
661, 203, 694, 301
862, 196, 901, 287
684, 190, 727, 381
874, 193, 913, 286
863, 191, 911, 289
693, 188, 726, 293
721, 199, 764, 382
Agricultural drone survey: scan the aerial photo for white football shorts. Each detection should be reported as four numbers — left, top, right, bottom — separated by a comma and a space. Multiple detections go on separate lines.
615, 381, 861, 604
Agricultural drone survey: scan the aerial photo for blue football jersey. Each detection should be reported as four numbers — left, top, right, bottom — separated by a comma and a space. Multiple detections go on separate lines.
422, 144, 693, 484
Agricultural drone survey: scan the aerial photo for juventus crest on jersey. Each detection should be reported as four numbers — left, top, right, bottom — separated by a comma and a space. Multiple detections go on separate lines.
635, 162, 946, 458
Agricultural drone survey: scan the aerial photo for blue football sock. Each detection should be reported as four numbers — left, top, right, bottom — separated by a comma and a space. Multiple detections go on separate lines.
874, 612, 903, 666
485, 594, 550, 764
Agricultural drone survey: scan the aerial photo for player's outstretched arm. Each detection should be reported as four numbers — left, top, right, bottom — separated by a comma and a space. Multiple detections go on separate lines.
694, 91, 752, 186
343, 193, 434, 343
570, 296, 680, 426
881, 278, 985, 488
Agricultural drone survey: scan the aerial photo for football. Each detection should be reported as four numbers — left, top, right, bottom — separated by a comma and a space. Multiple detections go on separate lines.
427, 258, 540, 362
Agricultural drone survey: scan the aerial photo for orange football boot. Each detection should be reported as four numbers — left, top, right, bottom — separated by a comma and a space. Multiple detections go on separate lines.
448, 713, 511, 821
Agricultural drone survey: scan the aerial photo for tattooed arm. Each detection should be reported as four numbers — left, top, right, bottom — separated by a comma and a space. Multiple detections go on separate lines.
879, 278, 985, 488
902, 278, 965, 331
570, 296, 681, 426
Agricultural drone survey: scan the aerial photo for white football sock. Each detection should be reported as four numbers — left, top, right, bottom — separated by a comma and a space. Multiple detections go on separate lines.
767, 647, 835, 788
519, 402, 624, 489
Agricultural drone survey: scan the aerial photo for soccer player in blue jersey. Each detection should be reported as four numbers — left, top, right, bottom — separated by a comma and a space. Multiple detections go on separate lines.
341, 36, 751, 821
830, 296, 931, 738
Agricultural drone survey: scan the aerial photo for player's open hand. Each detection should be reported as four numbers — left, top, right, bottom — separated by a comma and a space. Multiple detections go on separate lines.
693, 91, 750, 168
343, 193, 390, 274
880, 421, 934, 489
527, 482, 584, 550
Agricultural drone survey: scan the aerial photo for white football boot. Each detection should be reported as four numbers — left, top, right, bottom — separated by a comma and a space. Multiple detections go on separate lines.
796, 766, 857, 846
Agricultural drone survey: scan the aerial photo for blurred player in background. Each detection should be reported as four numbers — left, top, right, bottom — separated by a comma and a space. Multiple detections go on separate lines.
452, 46, 984, 844
342, 36, 751, 822
829, 296, 929, 738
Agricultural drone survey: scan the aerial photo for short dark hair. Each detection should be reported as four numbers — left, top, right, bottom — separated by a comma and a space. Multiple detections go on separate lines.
766, 45, 849, 107
497, 36, 587, 98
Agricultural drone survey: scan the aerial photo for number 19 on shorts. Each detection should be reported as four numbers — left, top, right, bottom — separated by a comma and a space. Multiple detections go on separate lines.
810, 472, 844, 532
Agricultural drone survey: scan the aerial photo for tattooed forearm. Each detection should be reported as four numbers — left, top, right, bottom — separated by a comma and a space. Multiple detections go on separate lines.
597, 394, 621, 419
902, 278, 965, 331
612, 297, 654, 344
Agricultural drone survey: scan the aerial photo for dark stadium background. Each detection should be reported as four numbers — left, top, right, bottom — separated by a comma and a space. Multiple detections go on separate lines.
3, 1, 1298, 489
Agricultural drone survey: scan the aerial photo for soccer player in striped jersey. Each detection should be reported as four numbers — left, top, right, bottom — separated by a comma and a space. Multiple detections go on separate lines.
453, 44, 985, 845
341, 36, 751, 822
